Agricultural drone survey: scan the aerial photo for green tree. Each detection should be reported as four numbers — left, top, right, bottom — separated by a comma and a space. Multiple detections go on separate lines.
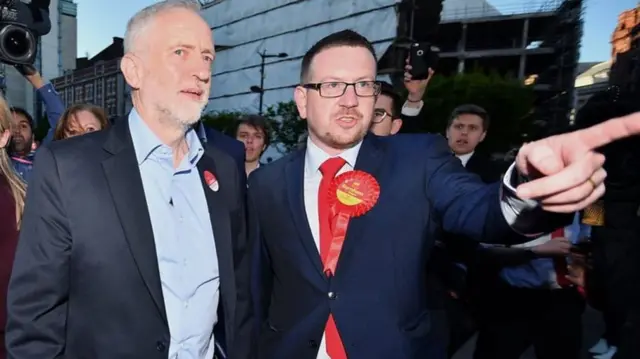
201, 110, 244, 136
402, 70, 535, 154
263, 101, 307, 155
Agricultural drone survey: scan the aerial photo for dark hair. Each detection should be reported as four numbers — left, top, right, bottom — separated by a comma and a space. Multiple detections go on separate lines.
54, 104, 109, 140
235, 114, 271, 148
378, 81, 401, 118
448, 104, 490, 130
9, 107, 34, 130
300, 30, 376, 82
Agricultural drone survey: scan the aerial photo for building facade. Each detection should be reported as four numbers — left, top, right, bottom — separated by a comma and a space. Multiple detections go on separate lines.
611, 6, 640, 60
59, 0, 78, 73
50, 37, 132, 120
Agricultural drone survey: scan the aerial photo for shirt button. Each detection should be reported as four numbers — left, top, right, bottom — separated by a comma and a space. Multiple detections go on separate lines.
184, 301, 189, 308
328, 292, 336, 300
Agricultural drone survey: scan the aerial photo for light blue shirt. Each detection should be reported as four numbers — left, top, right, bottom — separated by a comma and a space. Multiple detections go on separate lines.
499, 212, 591, 289
129, 109, 220, 359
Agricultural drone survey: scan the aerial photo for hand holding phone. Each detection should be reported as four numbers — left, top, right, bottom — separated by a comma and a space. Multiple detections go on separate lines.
409, 42, 439, 80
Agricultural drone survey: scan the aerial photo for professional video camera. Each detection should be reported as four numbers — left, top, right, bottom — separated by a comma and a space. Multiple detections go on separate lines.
0, 0, 51, 65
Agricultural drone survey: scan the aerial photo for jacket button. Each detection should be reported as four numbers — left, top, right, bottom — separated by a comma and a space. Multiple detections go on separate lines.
328, 292, 336, 299
156, 340, 167, 352
309, 340, 318, 348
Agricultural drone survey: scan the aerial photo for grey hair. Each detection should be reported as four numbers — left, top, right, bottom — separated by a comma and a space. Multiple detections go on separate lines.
124, 0, 202, 53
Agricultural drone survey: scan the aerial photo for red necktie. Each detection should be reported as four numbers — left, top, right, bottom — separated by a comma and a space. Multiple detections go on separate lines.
318, 157, 347, 359
551, 228, 571, 288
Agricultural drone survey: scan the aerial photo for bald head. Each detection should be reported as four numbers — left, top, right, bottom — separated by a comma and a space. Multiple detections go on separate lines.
124, 0, 202, 54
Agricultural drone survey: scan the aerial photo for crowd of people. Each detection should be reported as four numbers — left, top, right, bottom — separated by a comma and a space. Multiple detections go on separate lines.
1, 1, 639, 359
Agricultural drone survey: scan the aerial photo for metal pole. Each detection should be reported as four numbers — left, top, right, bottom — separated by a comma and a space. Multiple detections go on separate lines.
258, 51, 265, 115
409, 0, 415, 40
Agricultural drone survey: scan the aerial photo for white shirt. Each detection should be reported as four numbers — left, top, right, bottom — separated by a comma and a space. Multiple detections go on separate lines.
456, 151, 474, 167
303, 138, 361, 359
401, 100, 423, 117
302, 137, 530, 359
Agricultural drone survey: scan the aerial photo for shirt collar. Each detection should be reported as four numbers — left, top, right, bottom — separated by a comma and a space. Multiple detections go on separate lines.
196, 121, 208, 144
304, 136, 362, 175
456, 151, 474, 167
128, 108, 204, 167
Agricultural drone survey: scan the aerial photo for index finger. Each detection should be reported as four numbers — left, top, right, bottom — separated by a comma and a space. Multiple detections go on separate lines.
576, 111, 640, 150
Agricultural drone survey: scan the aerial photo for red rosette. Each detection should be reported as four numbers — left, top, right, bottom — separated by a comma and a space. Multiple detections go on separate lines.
327, 170, 380, 218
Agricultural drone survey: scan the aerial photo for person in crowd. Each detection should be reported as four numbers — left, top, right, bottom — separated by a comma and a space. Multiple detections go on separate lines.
369, 82, 403, 136
53, 104, 109, 141
195, 121, 246, 182
573, 85, 640, 359
238, 28, 639, 359
472, 212, 589, 359
5, 1, 249, 359
0, 94, 26, 359
235, 114, 270, 176
369, 64, 433, 136
9, 64, 65, 183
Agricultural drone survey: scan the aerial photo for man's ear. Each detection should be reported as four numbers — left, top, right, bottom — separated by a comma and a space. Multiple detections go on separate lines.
479, 130, 487, 143
294, 86, 308, 119
120, 53, 142, 89
390, 119, 403, 135
0, 129, 10, 148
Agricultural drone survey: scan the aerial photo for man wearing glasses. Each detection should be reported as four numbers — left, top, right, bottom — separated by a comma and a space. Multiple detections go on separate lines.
238, 29, 631, 359
369, 82, 403, 136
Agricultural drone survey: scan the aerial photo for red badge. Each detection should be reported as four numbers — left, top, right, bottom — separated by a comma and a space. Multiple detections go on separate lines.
327, 170, 380, 218
204, 170, 219, 192
322, 171, 380, 275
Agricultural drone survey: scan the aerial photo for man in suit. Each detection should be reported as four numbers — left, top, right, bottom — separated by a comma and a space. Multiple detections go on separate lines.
197, 122, 246, 180
5, 1, 250, 359
236, 29, 640, 359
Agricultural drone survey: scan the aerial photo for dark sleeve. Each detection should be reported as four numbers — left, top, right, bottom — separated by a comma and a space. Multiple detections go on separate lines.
425, 136, 573, 242
0, 185, 19, 355
232, 140, 247, 188
36, 83, 65, 146
475, 246, 537, 267
232, 177, 260, 359
424, 136, 514, 244
5, 146, 71, 359
399, 106, 424, 133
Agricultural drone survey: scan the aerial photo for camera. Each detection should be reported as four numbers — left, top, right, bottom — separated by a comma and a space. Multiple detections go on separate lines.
0, 0, 51, 65
409, 42, 440, 80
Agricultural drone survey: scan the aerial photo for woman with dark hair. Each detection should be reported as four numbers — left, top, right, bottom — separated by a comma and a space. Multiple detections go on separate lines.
53, 104, 109, 140
0, 94, 26, 359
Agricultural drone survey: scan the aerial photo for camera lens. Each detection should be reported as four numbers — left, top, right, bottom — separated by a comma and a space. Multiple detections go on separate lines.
2, 28, 31, 58
0, 24, 35, 63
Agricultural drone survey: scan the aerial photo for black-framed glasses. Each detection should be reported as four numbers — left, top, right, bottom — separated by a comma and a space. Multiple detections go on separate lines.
302, 81, 382, 98
373, 109, 391, 123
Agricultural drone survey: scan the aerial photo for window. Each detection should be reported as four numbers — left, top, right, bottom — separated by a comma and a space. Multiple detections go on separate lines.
106, 77, 117, 96
75, 85, 83, 103
85, 83, 94, 102
66, 87, 73, 106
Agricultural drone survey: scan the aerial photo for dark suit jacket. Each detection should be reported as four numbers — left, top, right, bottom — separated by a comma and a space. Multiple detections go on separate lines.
0, 177, 19, 359
5, 118, 251, 359
204, 126, 246, 182
238, 134, 565, 359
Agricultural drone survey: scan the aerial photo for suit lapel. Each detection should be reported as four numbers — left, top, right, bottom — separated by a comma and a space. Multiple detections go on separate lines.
196, 151, 235, 342
335, 135, 387, 274
101, 118, 167, 324
465, 153, 481, 174
285, 150, 326, 280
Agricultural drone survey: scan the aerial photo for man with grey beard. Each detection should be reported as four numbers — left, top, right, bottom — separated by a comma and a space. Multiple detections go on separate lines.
5, 1, 251, 359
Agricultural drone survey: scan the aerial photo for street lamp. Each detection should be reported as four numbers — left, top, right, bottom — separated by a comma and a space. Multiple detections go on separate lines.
250, 50, 288, 114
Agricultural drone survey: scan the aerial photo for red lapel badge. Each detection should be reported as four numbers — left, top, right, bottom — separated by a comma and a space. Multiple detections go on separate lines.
204, 170, 219, 192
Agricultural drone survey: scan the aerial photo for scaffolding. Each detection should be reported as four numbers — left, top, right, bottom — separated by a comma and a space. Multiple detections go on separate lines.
532, 0, 583, 135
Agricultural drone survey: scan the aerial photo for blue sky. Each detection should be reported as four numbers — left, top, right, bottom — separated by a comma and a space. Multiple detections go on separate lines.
77, 0, 637, 62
